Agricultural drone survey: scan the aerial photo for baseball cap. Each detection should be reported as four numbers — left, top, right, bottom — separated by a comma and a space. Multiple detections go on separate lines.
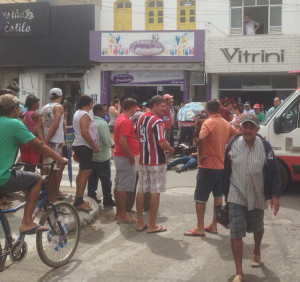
253, 103, 260, 109
244, 102, 250, 106
49, 88, 63, 99
0, 94, 20, 111
142, 102, 147, 106
240, 113, 260, 127
163, 94, 174, 100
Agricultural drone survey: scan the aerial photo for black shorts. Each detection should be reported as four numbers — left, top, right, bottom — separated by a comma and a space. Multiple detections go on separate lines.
0, 170, 40, 194
73, 145, 93, 171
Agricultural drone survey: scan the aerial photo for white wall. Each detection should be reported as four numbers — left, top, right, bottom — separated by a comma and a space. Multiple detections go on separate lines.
83, 66, 101, 102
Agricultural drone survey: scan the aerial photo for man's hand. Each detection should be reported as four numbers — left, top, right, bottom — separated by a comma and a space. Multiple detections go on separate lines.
129, 156, 135, 165
93, 144, 99, 153
168, 147, 175, 155
270, 197, 279, 216
57, 157, 69, 166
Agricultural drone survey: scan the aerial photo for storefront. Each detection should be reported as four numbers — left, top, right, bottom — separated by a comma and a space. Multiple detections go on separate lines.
89, 30, 206, 105
205, 34, 300, 108
0, 2, 99, 121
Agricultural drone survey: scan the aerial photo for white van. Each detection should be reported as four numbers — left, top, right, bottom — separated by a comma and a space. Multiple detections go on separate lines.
259, 89, 300, 192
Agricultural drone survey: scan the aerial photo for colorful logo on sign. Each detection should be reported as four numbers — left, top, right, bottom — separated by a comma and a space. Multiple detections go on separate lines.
130, 40, 165, 56
112, 74, 134, 84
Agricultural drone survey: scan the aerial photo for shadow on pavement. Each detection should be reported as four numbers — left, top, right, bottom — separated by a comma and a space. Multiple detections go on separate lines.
279, 181, 300, 212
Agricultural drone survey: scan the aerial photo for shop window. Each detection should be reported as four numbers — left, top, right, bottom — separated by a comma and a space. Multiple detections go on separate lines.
279, 100, 300, 133
177, 0, 196, 30
114, 0, 132, 31
146, 0, 164, 30
230, 0, 282, 35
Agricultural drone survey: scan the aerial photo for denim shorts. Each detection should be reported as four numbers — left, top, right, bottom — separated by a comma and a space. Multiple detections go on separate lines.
228, 203, 264, 239
194, 168, 223, 203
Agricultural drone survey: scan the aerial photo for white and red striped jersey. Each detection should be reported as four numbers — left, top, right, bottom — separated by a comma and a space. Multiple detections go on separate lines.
138, 111, 166, 165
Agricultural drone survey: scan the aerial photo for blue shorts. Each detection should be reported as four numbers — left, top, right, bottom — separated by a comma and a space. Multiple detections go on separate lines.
194, 168, 223, 203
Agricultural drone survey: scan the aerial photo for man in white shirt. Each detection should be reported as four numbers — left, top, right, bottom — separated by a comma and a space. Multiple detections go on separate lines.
244, 15, 260, 35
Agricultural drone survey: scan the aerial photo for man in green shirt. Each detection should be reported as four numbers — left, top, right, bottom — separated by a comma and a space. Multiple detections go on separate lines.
0, 94, 68, 234
88, 104, 115, 207
253, 104, 265, 123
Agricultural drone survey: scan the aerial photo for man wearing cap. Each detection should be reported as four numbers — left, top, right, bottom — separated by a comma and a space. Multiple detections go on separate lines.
0, 94, 68, 234
243, 102, 255, 114
265, 97, 281, 119
253, 104, 265, 123
163, 94, 175, 147
223, 113, 280, 282
38, 88, 66, 202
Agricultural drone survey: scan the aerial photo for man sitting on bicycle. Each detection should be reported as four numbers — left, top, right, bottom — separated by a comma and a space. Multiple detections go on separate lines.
0, 94, 68, 234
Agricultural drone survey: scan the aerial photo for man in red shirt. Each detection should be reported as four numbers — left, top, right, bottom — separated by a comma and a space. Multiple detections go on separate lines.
162, 94, 175, 147
114, 98, 139, 223
136, 95, 174, 233
184, 100, 238, 237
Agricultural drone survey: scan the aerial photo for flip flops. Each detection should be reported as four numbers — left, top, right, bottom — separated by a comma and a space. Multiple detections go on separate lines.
75, 201, 93, 212
136, 224, 148, 232
184, 229, 206, 237
204, 227, 218, 234
21, 225, 49, 235
147, 225, 167, 234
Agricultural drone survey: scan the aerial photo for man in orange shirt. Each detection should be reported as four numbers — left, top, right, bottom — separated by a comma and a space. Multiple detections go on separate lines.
185, 100, 238, 237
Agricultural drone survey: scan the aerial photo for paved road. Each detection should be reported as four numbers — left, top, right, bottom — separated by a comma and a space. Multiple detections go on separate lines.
1, 163, 300, 281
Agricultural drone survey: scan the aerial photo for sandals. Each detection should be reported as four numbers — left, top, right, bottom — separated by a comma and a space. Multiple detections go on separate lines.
74, 201, 93, 212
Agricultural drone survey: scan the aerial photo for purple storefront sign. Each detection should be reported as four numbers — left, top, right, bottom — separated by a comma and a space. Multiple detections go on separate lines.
90, 30, 205, 63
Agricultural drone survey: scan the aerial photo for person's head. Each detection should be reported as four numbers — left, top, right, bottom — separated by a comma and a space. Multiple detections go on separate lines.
6, 84, 20, 96
232, 104, 240, 115
244, 102, 251, 111
49, 88, 63, 103
142, 102, 148, 111
111, 98, 120, 107
244, 15, 250, 22
25, 94, 40, 110
163, 93, 174, 107
122, 98, 137, 117
206, 100, 220, 115
93, 103, 107, 119
180, 102, 185, 108
240, 114, 260, 145
78, 94, 93, 110
0, 88, 13, 96
227, 101, 233, 109
260, 104, 265, 110
0, 94, 21, 118
149, 95, 166, 117
273, 97, 281, 108
253, 103, 260, 114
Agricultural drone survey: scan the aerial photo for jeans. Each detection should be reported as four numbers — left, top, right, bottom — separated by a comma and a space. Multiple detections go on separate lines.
87, 160, 112, 200
165, 126, 174, 147
167, 156, 197, 171
178, 127, 195, 146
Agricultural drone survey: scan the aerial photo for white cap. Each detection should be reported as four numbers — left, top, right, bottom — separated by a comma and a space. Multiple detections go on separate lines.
49, 88, 63, 99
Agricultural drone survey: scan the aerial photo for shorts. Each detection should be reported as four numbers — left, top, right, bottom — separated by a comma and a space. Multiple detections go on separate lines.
228, 203, 264, 239
114, 156, 136, 192
43, 142, 64, 171
0, 170, 40, 194
73, 145, 93, 171
138, 164, 167, 194
194, 168, 223, 203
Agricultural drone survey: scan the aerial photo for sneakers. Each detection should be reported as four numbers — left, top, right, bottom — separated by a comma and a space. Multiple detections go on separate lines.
175, 168, 182, 174
103, 198, 116, 207
251, 254, 261, 268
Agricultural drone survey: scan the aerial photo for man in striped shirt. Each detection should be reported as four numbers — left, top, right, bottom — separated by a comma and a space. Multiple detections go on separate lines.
136, 95, 174, 233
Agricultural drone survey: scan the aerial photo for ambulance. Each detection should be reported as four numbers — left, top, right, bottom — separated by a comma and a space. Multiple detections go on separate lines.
259, 89, 300, 192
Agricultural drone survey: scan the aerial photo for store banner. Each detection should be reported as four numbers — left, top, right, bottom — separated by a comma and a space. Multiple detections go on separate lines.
111, 71, 184, 85
90, 30, 205, 63
0, 2, 49, 37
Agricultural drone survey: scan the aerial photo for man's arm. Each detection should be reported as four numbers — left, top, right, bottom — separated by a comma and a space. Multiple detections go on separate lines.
28, 138, 68, 166
80, 114, 99, 153
45, 105, 64, 144
37, 115, 45, 142
197, 134, 207, 164
119, 135, 135, 165
158, 141, 174, 154
254, 23, 261, 33
100, 122, 114, 148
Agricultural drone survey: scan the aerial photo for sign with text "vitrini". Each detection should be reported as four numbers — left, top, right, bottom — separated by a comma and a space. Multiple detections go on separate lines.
221, 48, 284, 63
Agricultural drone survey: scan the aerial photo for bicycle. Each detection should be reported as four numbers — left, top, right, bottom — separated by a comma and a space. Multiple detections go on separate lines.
0, 161, 80, 271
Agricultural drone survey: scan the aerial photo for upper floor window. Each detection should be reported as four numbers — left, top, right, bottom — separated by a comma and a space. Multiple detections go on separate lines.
146, 0, 164, 30
114, 0, 132, 31
177, 0, 196, 30
230, 0, 282, 35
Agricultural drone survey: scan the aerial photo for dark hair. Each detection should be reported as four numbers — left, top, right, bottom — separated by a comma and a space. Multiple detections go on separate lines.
149, 95, 165, 109
78, 94, 93, 109
206, 100, 220, 113
7, 85, 20, 93
232, 103, 244, 114
123, 98, 137, 111
93, 103, 106, 115
111, 98, 120, 106
0, 88, 13, 96
25, 94, 39, 109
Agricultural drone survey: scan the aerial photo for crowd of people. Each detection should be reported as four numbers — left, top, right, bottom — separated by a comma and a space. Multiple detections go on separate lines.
0, 88, 282, 281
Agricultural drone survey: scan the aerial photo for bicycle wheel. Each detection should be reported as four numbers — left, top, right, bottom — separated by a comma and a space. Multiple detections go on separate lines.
36, 202, 80, 268
0, 214, 11, 271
